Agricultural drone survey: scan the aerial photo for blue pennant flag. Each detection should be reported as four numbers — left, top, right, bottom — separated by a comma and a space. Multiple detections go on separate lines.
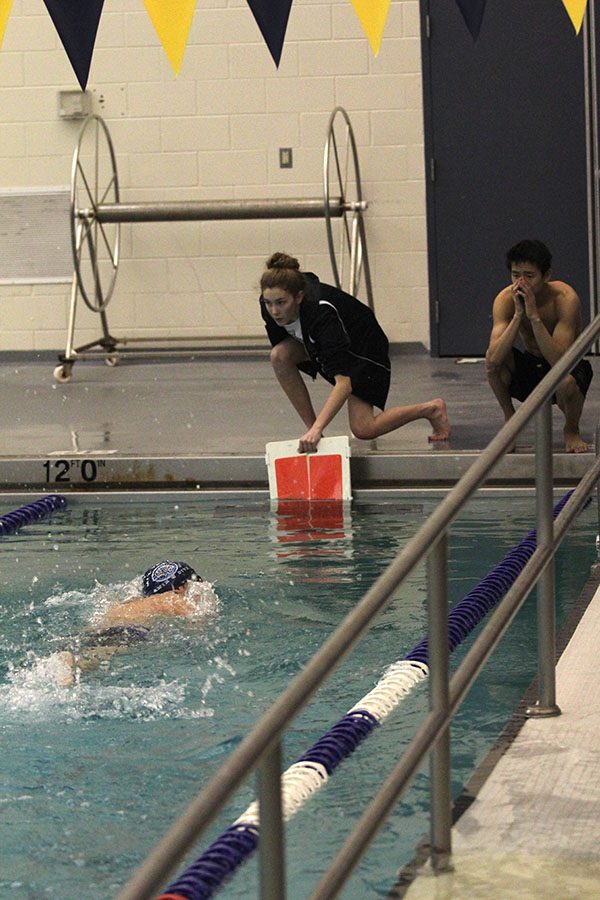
246, 0, 293, 67
43, 0, 105, 89
455, 0, 487, 40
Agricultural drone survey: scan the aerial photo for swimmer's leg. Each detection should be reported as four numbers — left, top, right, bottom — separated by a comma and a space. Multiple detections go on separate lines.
53, 651, 77, 687
53, 645, 123, 686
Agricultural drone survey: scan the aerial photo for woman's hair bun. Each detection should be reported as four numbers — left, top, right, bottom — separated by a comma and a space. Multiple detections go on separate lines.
266, 252, 300, 271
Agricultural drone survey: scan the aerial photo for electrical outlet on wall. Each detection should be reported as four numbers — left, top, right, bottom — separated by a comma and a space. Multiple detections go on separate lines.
279, 148, 293, 169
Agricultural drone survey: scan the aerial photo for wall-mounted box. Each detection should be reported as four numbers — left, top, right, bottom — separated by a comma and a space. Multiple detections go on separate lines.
58, 90, 92, 120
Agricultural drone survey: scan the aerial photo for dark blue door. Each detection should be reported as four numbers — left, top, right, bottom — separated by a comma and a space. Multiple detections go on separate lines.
421, 0, 590, 356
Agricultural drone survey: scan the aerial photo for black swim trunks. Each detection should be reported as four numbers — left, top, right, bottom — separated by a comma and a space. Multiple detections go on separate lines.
78, 625, 150, 649
509, 348, 593, 404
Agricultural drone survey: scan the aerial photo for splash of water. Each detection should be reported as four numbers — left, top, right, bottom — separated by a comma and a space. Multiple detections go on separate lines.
185, 579, 220, 620
2, 578, 224, 722
2, 658, 215, 722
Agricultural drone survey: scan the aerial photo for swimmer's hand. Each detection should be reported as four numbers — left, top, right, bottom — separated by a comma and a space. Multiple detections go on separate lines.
298, 425, 323, 453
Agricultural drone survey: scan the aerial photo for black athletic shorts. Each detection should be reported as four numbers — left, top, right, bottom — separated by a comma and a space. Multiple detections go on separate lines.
509, 348, 593, 404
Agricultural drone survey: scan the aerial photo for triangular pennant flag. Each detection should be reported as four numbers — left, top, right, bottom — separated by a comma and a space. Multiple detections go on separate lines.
143, 0, 197, 75
42, 0, 104, 89
561, 0, 588, 34
0, 0, 14, 49
455, 0, 487, 40
349, 0, 391, 56
246, 0, 293, 67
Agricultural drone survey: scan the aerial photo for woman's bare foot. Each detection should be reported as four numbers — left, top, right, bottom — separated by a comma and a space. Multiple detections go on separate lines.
428, 398, 452, 442
565, 429, 589, 453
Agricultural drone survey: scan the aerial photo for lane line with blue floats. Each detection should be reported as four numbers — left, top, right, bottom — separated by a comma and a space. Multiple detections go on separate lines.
0, 495, 67, 536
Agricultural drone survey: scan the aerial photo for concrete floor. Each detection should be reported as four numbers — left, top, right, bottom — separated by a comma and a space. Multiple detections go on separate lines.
1, 346, 599, 489
403, 577, 600, 900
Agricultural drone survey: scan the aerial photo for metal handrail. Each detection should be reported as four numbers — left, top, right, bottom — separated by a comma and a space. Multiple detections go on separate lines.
312, 451, 600, 897
117, 313, 600, 900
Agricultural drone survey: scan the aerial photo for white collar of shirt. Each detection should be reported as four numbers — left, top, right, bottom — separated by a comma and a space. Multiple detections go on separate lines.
283, 318, 303, 342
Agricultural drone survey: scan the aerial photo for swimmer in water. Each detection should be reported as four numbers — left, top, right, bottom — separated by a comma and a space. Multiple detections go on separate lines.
54, 560, 209, 686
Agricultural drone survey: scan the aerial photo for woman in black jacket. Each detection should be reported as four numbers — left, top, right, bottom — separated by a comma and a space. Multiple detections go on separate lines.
260, 252, 451, 452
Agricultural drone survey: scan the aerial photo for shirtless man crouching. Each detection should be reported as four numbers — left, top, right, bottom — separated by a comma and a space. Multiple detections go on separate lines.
485, 239, 593, 453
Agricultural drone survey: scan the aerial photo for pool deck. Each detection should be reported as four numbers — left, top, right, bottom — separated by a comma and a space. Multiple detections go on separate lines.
1, 345, 599, 491
3, 346, 600, 898
401, 573, 600, 899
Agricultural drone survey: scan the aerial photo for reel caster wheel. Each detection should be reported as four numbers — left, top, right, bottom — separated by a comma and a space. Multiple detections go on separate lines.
53, 364, 73, 384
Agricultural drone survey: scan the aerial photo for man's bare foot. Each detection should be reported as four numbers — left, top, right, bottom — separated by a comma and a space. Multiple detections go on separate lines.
428, 398, 452, 442
565, 430, 589, 453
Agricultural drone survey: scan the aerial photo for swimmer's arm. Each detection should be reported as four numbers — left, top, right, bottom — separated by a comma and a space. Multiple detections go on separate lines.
298, 374, 351, 453
154, 592, 199, 616
486, 289, 522, 365
98, 591, 193, 627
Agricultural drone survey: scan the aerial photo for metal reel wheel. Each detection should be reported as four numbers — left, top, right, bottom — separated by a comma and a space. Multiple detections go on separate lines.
323, 107, 373, 307
70, 115, 121, 313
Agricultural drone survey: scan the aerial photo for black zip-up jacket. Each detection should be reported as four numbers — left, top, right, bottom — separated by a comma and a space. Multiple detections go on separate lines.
260, 273, 391, 408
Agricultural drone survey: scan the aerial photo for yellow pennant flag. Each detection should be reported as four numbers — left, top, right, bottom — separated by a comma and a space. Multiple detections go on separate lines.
561, 0, 588, 34
349, 0, 391, 56
0, 0, 14, 48
143, 0, 197, 74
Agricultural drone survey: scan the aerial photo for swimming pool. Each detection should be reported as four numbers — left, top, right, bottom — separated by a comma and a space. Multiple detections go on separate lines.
0, 490, 595, 898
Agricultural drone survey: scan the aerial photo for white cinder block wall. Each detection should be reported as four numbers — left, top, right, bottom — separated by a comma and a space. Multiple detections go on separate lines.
0, 0, 429, 353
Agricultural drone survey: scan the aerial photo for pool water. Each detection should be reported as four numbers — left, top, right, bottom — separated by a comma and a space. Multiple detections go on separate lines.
0, 491, 595, 898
